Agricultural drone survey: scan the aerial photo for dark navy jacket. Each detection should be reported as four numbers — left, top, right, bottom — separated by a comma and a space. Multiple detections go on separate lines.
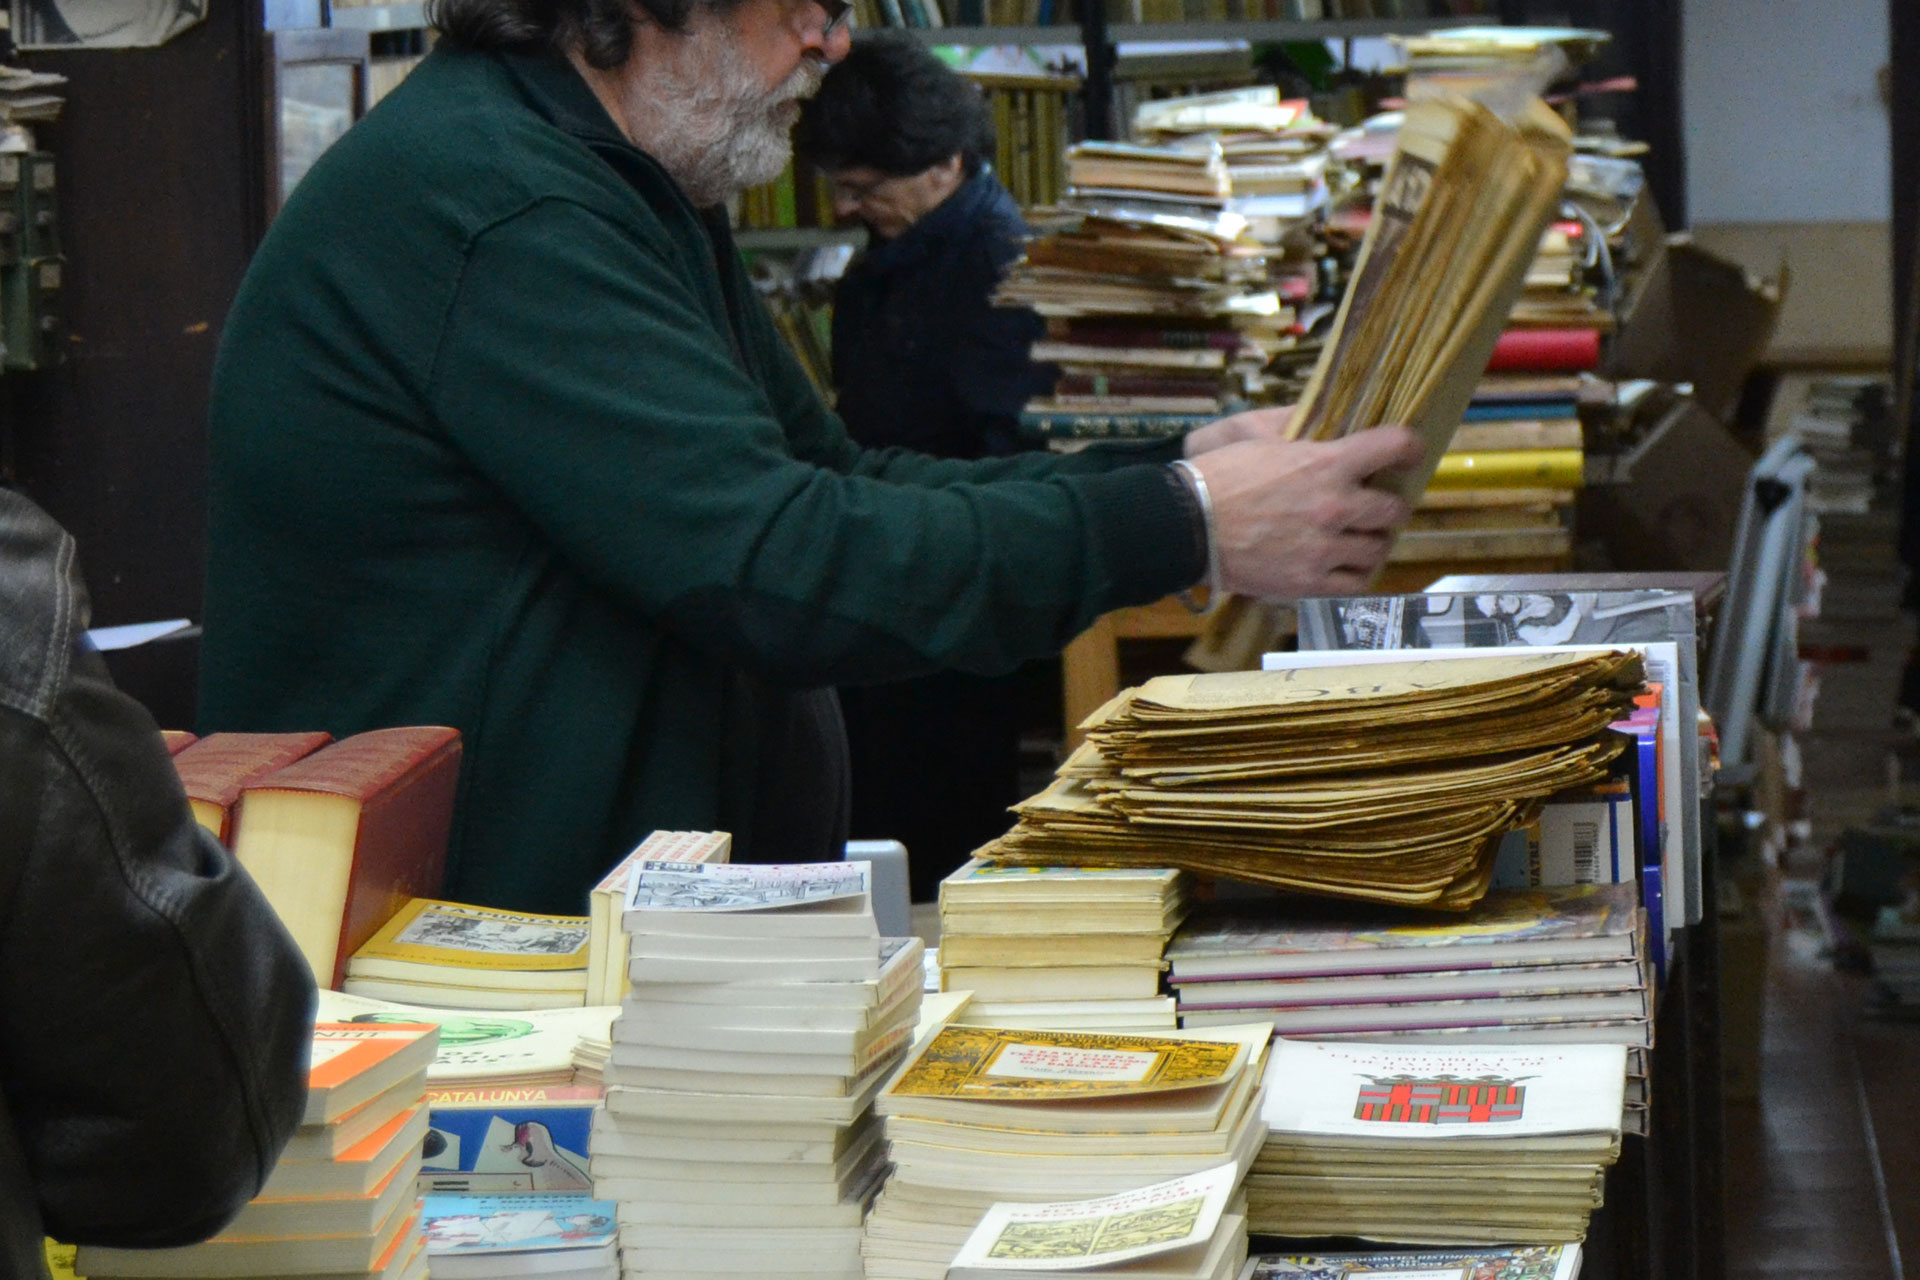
830, 169, 1054, 459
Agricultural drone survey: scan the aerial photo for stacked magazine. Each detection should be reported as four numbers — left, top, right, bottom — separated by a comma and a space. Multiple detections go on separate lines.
938, 860, 1189, 1029
1250, 1040, 1627, 1244
1166, 884, 1652, 1133
591, 861, 922, 1280
861, 1022, 1271, 1280
344, 897, 593, 1010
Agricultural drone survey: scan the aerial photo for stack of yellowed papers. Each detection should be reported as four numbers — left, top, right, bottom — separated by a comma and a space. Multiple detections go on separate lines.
1284, 92, 1573, 508
978, 651, 1643, 909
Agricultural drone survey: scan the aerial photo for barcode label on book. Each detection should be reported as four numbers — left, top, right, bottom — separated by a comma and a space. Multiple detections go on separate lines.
1572, 820, 1600, 882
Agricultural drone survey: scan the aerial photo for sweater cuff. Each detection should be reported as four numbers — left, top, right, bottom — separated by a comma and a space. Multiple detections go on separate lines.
1067, 463, 1209, 608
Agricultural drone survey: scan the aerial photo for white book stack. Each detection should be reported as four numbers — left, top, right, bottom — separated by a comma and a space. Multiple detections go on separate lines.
1249, 1040, 1628, 1245
861, 1022, 1273, 1280
592, 861, 923, 1280
938, 860, 1190, 1031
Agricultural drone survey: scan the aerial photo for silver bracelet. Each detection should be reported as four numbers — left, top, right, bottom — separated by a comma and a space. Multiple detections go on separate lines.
1169, 459, 1222, 613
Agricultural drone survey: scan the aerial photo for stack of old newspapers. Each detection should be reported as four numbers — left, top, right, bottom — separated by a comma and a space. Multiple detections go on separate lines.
978, 651, 1643, 909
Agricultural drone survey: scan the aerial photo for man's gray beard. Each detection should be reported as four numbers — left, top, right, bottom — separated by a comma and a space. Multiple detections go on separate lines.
645, 30, 823, 207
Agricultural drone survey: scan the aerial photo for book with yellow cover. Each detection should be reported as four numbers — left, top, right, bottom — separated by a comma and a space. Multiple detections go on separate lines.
884, 1025, 1249, 1103
1429, 448, 1584, 490
346, 897, 591, 992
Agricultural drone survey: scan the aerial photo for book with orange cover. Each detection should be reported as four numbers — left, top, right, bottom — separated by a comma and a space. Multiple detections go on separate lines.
234, 726, 462, 988
307, 1022, 440, 1125
171, 730, 334, 843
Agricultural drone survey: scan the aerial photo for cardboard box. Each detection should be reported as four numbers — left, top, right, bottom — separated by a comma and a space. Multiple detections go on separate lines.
1577, 400, 1755, 572
1609, 225, 1788, 424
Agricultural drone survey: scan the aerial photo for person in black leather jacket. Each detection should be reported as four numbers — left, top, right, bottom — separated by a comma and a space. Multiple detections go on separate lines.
0, 488, 314, 1278
797, 34, 1060, 898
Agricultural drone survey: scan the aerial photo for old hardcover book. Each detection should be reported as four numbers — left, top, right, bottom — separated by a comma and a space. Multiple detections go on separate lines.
170, 729, 334, 843
345, 897, 590, 994
158, 728, 198, 755
233, 726, 462, 988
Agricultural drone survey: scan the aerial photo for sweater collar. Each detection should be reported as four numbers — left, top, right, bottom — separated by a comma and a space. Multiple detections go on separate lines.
499, 47, 637, 153
862, 169, 1005, 269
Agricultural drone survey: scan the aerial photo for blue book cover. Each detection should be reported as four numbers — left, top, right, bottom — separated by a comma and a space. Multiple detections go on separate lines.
1460, 400, 1580, 421
1642, 865, 1666, 982
422, 1193, 617, 1260
422, 1085, 599, 1195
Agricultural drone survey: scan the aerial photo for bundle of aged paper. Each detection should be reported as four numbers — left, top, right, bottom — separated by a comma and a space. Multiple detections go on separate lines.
977, 651, 1643, 909
1284, 92, 1574, 505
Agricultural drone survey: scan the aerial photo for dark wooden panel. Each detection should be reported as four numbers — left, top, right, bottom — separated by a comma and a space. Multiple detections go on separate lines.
6, 2, 265, 683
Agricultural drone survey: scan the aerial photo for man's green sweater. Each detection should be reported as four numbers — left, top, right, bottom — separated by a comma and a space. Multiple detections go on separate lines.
199, 45, 1203, 914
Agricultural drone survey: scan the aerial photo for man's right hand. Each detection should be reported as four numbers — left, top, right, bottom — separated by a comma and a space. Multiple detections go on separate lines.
1187, 426, 1426, 600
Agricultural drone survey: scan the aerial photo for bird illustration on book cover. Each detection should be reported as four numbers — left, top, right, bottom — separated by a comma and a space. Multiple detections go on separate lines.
1352, 1072, 1531, 1124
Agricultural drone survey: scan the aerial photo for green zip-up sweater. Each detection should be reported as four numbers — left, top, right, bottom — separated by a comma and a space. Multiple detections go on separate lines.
199, 45, 1203, 914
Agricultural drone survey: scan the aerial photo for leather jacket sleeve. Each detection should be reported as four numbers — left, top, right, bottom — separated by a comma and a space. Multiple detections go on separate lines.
0, 489, 314, 1255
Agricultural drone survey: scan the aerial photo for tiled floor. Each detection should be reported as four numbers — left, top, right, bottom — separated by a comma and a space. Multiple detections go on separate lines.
1724, 884, 1916, 1278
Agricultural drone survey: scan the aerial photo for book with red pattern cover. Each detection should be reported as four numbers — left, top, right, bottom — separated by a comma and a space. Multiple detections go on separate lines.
171, 730, 334, 843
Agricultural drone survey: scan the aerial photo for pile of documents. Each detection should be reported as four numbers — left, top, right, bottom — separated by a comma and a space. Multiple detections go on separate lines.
591, 861, 921, 1280
1250, 1040, 1627, 1244
861, 1023, 1271, 1280
0, 65, 65, 131
1283, 91, 1573, 512
938, 860, 1189, 1029
1166, 883, 1652, 1133
979, 651, 1644, 909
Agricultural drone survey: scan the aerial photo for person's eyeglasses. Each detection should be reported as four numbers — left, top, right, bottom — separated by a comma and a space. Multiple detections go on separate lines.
814, 0, 852, 35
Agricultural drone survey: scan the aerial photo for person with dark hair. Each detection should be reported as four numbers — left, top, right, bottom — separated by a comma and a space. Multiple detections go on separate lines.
1, 488, 313, 1279
796, 34, 1057, 896
199, 0, 1425, 914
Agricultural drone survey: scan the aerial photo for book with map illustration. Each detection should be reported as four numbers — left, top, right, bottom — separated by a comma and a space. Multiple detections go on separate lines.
1240, 1244, 1581, 1280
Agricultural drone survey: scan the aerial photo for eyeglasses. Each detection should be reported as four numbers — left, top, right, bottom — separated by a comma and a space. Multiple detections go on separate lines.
827, 172, 893, 204
813, 0, 852, 36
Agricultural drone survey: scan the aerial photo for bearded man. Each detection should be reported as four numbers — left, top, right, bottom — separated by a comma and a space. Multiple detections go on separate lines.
198, 0, 1423, 914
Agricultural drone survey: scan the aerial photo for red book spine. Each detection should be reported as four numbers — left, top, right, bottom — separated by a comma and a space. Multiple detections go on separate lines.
1485, 328, 1602, 374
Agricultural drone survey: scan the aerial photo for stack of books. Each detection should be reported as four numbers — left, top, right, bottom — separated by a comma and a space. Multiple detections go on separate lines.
1250, 1040, 1627, 1244
583, 829, 733, 1008
1241, 1244, 1583, 1280
169, 726, 464, 990
937, 860, 1189, 1029
421, 1192, 618, 1278
945, 1166, 1250, 1280
978, 653, 1644, 909
1065, 139, 1231, 205
344, 897, 593, 1010
1131, 87, 1337, 242
862, 1022, 1272, 1280
76, 1023, 440, 1280
592, 860, 922, 1280
1166, 883, 1653, 1133
997, 204, 1289, 445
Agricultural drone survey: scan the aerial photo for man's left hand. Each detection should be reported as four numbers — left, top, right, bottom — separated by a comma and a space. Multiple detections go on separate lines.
1183, 405, 1297, 459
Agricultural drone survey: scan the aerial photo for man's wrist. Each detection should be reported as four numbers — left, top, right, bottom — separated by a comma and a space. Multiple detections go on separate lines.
1167, 459, 1221, 610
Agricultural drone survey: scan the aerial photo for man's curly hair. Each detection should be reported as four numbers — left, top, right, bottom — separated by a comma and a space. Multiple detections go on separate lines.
428, 0, 746, 68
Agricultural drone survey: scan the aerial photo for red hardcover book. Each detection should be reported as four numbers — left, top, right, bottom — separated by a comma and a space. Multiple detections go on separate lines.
1485, 328, 1602, 373
172, 730, 335, 844
234, 727, 463, 989
159, 729, 198, 755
